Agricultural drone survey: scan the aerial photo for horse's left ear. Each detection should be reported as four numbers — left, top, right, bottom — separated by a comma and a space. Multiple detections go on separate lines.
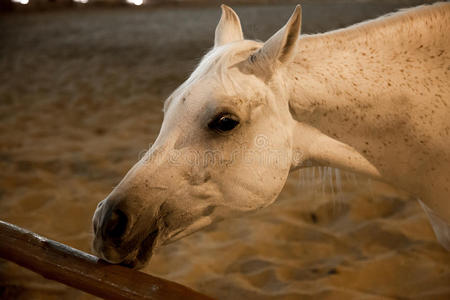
240, 5, 302, 75
214, 5, 244, 48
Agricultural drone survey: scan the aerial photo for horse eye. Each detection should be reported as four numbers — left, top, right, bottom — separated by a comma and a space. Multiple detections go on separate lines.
208, 113, 240, 133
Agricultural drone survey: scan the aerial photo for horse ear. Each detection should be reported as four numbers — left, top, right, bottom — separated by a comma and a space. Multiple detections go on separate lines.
214, 5, 244, 48
240, 5, 302, 76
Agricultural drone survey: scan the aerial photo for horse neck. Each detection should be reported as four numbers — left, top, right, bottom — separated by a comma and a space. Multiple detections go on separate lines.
286, 3, 450, 193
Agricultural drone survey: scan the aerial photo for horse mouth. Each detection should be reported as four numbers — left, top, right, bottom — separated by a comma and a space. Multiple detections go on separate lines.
120, 228, 160, 269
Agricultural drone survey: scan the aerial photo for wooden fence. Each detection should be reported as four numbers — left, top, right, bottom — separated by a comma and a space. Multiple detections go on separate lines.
0, 220, 214, 300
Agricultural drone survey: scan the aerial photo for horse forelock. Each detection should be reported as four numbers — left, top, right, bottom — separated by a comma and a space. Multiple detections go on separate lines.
164, 40, 262, 111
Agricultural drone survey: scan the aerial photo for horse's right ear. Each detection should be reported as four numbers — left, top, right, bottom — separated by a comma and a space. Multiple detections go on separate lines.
214, 5, 244, 48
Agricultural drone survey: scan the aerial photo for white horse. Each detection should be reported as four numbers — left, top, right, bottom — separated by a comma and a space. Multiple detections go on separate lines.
93, 3, 450, 268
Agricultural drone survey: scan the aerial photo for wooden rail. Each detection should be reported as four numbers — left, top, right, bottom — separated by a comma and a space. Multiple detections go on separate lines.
0, 220, 214, 300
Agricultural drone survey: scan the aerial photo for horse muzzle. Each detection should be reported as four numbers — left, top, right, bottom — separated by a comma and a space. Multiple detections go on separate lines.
92, 198, 161, 269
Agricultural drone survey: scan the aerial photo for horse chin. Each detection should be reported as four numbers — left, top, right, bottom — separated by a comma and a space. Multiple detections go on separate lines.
121, 228, 161, 270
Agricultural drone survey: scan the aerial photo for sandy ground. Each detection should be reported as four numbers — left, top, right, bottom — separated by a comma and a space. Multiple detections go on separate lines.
0, 1, 449, 299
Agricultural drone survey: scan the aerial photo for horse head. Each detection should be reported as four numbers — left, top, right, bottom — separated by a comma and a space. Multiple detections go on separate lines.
92, 5, 304, 268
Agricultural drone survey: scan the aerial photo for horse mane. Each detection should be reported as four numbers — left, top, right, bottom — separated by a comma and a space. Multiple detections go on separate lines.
299, 2, 450, 50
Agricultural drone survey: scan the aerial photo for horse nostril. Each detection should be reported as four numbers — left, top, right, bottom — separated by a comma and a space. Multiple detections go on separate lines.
104, 208, 128, 240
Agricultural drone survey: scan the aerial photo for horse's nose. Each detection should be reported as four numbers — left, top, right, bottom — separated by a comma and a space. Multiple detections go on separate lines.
101, 207, 129, 242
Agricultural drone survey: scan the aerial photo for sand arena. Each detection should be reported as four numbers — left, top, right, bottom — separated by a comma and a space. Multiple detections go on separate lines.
0, 1, 449, 299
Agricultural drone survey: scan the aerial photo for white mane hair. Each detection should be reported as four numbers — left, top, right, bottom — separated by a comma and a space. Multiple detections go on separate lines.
299, 3, 450, 49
